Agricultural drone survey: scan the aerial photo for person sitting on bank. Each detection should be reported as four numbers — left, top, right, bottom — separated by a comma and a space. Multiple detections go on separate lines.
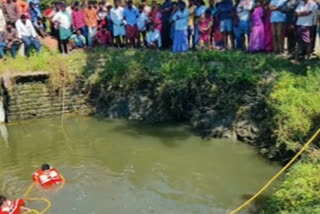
146, 23, 161, 49
70, 29, 86, 49
0, 22, 21, 61
15, 14, 41, 57
0, 195, 30, 214
32, 163, 64, 188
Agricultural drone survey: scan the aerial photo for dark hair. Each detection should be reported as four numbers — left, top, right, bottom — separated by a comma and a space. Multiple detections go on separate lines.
74, 1, 80, 7
20, 14, 27, 19
41, 163, 51, 171
138, 4, 144, 9
6, 21, 13, 26
205, 8, 211, 14
0, 196, 7, 207
178, 1, 185, 7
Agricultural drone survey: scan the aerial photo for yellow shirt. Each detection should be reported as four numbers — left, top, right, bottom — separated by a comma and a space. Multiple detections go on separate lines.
188, 5, 196, 26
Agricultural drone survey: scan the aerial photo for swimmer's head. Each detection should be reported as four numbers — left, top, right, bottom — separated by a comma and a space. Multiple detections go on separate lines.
41, 163, 51, 171
0, 196, 7, 206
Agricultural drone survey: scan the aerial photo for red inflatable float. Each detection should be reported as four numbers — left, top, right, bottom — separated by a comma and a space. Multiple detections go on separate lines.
32, 164, 63, 188
0, 197, 25, 214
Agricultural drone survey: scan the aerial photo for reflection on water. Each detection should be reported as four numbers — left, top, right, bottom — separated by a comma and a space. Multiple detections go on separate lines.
0, 117, 279, 214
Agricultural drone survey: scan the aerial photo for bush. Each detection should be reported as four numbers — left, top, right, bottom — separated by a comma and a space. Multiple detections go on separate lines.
261, 161, 320, 214
268, 70, 320, 153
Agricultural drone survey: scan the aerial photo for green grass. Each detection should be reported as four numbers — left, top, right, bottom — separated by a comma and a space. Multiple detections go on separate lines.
0, 49, 85, 75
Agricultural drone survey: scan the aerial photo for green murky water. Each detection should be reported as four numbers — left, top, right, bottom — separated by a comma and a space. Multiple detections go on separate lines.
0, 117, 279, 214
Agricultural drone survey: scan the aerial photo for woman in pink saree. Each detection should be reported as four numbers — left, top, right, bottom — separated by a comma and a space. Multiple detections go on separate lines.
249, 1, 265, 52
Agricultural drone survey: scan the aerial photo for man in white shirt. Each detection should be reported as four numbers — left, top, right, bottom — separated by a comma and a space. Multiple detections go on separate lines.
111, 0, 125, 47
0, 5, 6, 32
15, 14, 41, 57
310, 0, 318, 53
295, 0, 317, 59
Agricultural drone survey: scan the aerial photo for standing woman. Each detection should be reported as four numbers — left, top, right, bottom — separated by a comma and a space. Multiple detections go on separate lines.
263, 0, 273, 51
150, 1, 162, 32
269, 0, 287, 54
172, 1, 189, 53
52, 3, 72, 54
249, 0, 265, 52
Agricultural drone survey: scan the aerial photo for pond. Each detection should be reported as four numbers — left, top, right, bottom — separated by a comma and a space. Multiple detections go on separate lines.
0, 117, 279, 214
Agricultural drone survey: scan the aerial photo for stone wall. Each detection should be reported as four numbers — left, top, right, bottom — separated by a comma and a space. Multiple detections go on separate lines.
1, 72, 92, 122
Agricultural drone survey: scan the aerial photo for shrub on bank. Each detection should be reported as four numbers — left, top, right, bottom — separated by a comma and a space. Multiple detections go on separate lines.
268, 70, 320, 154
261, 161, 320, 214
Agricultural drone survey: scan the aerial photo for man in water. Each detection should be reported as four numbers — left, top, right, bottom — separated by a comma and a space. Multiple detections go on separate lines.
32, 163, 64, 188
0, 195, 30, 214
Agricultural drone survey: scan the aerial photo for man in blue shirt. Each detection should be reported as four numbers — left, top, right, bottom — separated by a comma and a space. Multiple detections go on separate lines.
124, 0, 139, 47
269, 0, 288, 53
216, 0, 234, 49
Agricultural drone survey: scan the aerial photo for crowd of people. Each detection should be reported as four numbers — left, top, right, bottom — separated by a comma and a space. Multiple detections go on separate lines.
0, 0, 319, 61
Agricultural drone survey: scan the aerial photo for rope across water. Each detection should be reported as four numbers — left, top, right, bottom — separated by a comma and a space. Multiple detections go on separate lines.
21, 175, 66, 214
229, 127, 320, 214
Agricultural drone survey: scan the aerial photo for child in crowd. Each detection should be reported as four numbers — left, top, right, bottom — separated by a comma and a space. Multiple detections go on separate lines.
249, 1, 265, 52
146, 23, 161, 48
94, 24, 112, 46
70, 29, 86, 49
198, 9, 213, 48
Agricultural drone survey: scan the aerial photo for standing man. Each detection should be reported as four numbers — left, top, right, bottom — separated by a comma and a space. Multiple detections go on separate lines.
172, 1, 189, 53
124, 0, 139, 47
295, 0, 317, 59
111, 0, 125, 47
0, 3, 6, 31
85, 1, 98, 47
269, 0, 288, 54
3, 0, 19, 23
235, 0, 254, 50
72, 1, 87, 39
216, 0, 234, 50
161, 0, 172, 48
15, 14, 41, 57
